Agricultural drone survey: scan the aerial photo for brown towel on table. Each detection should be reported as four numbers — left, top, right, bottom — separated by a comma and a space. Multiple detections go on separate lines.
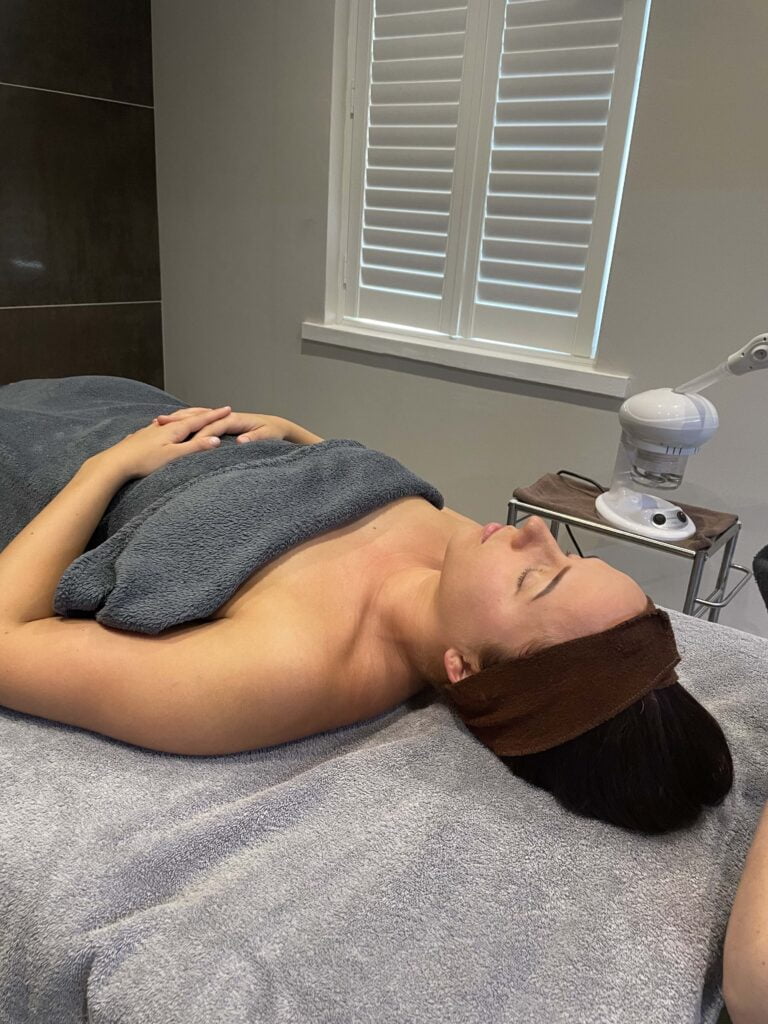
513, 473, 737, 552
432, 598, 680, 757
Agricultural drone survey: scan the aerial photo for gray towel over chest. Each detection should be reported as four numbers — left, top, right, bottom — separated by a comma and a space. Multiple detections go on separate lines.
0, 375, 444, 635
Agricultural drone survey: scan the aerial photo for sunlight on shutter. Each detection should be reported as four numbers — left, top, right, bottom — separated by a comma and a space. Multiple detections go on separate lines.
357, 1, 468, 331
472, 0, 625, 351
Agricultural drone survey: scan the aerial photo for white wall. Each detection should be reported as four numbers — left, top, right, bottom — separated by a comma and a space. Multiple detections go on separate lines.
151, 0, 768, 638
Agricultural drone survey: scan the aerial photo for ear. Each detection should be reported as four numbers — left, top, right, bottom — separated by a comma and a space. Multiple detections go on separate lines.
443, 647, 480, 684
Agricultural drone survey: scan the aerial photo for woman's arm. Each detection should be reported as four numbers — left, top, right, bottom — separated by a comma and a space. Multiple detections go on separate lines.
723, 801, 768, 1024
0, 454, 130, 627
0, 406, 231, 628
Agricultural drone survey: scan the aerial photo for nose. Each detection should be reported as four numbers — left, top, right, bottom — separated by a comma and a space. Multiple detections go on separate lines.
515, 515, 560, 550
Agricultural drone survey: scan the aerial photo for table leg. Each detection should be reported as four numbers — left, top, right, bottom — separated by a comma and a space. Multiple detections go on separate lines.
683, 550, 708, 616
709, 532, 739, 622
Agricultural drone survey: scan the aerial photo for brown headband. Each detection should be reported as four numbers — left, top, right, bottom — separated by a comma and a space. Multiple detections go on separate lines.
432, 597, 680, 757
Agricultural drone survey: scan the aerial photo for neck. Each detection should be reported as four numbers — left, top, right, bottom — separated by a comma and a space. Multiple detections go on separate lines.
371, 564, 451, 688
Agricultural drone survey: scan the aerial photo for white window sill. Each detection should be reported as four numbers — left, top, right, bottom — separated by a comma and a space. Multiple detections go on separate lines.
301, 320, 630, 399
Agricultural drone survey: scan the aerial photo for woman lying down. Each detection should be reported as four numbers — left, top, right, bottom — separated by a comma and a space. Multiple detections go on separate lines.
0, 397, 733, 838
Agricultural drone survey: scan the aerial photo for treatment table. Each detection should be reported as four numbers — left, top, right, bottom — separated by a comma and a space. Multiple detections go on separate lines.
1, 607, 766, 1023
1, 375, 766, 1022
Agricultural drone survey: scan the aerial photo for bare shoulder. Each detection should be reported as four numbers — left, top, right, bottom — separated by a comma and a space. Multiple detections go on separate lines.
227, 604, 421, 724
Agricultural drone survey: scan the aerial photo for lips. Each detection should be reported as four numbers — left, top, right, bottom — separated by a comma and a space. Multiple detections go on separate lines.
481, 522, 505, 543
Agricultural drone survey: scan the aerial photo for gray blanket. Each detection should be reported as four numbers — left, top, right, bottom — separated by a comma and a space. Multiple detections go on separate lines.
0, 375, 443, 633
1, 376, 766, 1023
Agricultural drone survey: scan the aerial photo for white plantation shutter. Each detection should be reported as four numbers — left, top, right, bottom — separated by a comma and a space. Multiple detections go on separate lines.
471, 0, 626, 354
355, 0, 468, 331
341, 0, 648, 363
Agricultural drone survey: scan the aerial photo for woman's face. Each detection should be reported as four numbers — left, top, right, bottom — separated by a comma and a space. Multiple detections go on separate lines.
437, 515, 649, 679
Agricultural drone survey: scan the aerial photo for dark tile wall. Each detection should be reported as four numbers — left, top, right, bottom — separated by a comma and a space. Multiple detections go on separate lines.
0, 0, 162, 388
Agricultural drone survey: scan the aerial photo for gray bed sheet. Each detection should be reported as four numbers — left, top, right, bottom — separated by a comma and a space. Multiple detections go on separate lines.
1, 607, 766, 1023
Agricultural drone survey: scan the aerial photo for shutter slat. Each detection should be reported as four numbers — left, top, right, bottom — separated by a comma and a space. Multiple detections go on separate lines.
371, 55, 463, 82
370, 101, 460, 126
371, 79, 461, 105
374, 30, 465, 62
476, 280, 579, 314
367, 187, 452, 214
496, 98, 610, 124
474, 0, 625, 322
489, 170, 597, 198
484, 216, 592, 246
375, 8, 467, 38
368, 167, 453, 191
368, 146, 456, 170
487, 194, 595, 221
483, 236, 588, 265
362, 265, 445, 296
499, 71, 613, 102
377, 0, 466, 15
492, 147, 602, 174
480, 258, 584, 290
501, 45, 617, 76
505, 0, 623, 29
359, 3, 468, 322
504, 19, 622, 53
369, 124, 457, 148
364, 246, 445, 274
494, 123, 606, 147
365, 207, 450, 233
364, 226, 447, 254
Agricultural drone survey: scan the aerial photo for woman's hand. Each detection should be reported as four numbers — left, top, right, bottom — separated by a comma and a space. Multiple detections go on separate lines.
102, 406, 233, 480
154, 408, 298, 444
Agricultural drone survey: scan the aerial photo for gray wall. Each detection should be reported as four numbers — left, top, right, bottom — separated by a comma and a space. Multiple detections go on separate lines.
0, 0, 163, 388
151, 0, 768, 638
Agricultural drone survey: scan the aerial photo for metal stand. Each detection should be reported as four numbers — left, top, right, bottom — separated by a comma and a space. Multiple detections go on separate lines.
507, 499, 752, 622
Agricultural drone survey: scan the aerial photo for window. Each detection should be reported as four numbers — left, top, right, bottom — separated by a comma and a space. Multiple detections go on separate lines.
304, 0, 651, 397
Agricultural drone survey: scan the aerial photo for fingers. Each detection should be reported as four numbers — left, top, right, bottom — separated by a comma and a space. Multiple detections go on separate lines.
177, 414, 232, 452
177, 431, 222, 453
235, 425, 269, 443
165, 406, 231, 441
153, 406, 282, 445
154, 406, 215, 424
161, 407, 211, 418
191, 406, 231, 425
196, 422, 265, 444
156, 408, 266, 443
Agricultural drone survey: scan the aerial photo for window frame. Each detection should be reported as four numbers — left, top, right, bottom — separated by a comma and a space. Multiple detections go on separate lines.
303, 0, 653, 398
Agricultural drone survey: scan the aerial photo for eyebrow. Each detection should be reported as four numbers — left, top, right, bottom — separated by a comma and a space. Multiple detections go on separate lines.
530, 565, 572, 602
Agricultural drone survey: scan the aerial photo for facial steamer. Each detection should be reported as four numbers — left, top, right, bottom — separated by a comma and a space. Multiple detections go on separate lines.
595, 334, 768, 541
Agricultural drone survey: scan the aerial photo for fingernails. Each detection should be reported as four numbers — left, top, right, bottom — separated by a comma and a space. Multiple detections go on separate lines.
209, 437, 221, 446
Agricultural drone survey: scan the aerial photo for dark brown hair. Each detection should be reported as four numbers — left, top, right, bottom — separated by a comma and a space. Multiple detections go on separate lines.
477, 646, 733, 835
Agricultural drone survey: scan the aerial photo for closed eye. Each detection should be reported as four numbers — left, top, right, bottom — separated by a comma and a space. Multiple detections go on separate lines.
516, 554, 600, 594
531, 566, 571, 601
